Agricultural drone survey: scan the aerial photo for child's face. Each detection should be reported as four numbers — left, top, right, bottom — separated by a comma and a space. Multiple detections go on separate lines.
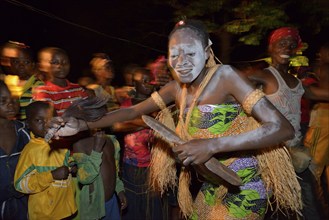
0, 86, 19, 120
40, 52, 70, 79
28, 107, 54, 138
10, 50, 34, 80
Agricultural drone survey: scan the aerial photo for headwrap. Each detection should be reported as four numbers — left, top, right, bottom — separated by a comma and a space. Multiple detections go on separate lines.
268, 27, 302, 49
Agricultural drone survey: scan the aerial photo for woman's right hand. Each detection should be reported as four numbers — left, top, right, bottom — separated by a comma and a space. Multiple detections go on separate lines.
48, 116, 82, 138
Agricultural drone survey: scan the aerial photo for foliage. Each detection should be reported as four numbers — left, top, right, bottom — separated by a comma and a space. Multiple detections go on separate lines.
155, 0, 329, 46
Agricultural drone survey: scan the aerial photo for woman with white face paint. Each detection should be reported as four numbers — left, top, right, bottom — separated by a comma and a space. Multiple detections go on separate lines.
50, 20, 302, 219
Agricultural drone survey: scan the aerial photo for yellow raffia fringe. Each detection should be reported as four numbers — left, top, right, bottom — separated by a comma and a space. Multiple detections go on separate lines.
149, 92, 177, 194
247, 117, 303, 215
178, 167, 194, 219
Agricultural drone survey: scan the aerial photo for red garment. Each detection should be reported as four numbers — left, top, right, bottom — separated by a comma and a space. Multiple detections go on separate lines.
300, 77, 318, 123
120, 98, 152, 167
33, 80, 88, 116
268, 27, 302, 49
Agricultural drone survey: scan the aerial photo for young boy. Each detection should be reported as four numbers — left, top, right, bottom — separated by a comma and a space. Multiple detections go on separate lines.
14, 101, 77, 220
0, 80, 29, 220
33, 47, 88, 116
72, 130, 120, 220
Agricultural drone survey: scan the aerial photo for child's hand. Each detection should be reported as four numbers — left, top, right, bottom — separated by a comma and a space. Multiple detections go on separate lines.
117, 191, 128, 210
51, 166, 70, 180
94, 131, 107, 152
69, 162, 78, 176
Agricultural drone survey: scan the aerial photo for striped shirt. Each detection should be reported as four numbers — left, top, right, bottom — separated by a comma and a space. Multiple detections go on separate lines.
33, 80, 88, 116
18, 75, 44, 120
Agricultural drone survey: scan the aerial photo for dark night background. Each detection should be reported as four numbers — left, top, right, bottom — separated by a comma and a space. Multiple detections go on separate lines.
1, 0, 328, 85
0, 0, 174, 85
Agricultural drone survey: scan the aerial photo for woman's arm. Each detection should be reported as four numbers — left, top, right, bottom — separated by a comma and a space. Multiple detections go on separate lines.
53, 81, 178, 137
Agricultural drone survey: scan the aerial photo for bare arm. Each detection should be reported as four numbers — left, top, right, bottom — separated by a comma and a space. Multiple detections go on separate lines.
303, 85, 329, 101
112, 118, 148, 133
86, 81, 177, 130
304, 63, 329, 101
53, 81, 177, 137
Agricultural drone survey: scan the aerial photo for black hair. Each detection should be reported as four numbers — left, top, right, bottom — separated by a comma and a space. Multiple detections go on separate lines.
0, 41, 34, 60
132, 67, 151, 80
26, 101, 51, 120
92, 53, 112, 62
90, 52, 113, 71
169, 19, 209, 48
38, 47, 69, 61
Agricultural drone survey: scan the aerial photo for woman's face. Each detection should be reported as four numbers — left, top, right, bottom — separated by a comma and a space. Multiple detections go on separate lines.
269, 36, 298, 66
168, 28, 207, 84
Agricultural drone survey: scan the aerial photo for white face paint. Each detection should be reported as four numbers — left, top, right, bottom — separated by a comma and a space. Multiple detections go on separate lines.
168, 29, 207, 84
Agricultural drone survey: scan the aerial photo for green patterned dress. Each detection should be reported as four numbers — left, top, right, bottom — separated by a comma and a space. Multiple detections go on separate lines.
187, 103, 268, 220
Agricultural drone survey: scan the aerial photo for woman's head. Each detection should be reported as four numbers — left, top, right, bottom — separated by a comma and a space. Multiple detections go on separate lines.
168, 20, 210, 84
169, 20, 209, 48
268, 27, 302, 65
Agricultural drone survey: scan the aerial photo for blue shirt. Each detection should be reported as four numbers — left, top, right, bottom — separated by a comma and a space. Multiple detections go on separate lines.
0, 120, 30, 220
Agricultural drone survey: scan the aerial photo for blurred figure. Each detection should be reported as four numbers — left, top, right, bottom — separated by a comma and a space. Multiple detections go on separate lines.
115, 63, 138, 107
149, 55, 172, 90
294, 66, 319, 138
304, 42, 329, 218
0, 41, 37, 98
88, 53, 120, 111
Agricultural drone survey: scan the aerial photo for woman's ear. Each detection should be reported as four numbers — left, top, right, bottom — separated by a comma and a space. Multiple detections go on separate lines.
268, 44, 273, 54
205, 45, 211, 60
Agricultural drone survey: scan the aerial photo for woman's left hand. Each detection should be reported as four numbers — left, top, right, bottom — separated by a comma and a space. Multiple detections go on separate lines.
172, 139, 214, 166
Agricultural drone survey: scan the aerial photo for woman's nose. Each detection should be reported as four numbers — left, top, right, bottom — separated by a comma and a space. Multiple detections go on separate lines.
177, 54, 188, 65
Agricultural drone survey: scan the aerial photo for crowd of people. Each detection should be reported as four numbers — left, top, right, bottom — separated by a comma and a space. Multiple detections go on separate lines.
0, 19, 328, 220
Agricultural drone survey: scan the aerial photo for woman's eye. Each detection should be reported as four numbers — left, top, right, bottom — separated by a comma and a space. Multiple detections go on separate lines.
290, 44, 297, 49
187, 53, 195, 57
